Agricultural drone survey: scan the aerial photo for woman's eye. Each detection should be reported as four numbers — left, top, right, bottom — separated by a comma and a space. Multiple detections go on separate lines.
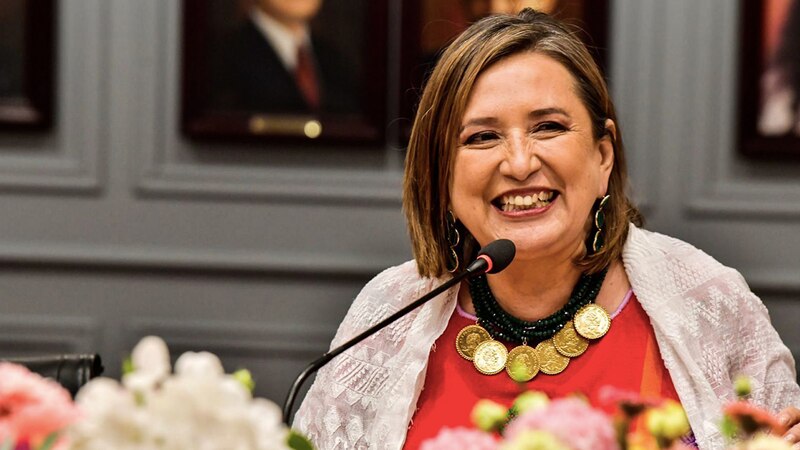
534, 121, 566, 133
463, 131, 499, 145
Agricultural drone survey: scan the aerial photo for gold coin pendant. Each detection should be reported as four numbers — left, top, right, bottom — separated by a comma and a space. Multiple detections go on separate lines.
505, 345, 540, 382
455, 324, 491, 361
472, 340, 508, 375
552, 321, 589, 357
535, 339, 570, 375
574, 304, 611, 340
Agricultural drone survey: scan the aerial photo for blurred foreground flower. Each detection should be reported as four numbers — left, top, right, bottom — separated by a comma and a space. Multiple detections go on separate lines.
645, 399, 691, 448
419, 427, 498, 450
505, 397, 618, 450
423, 393, 618, 450
728, 433, 793, 450
421, 377, 789, 450
66, 336, 311, 450
472, 400, 509, 433
0, 362, 79, 450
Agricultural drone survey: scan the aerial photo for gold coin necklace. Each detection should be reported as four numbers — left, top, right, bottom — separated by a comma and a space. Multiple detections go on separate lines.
456, 268, 609, 382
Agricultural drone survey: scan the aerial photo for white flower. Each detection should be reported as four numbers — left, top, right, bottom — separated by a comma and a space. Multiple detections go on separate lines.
122, 335, 171, 393
174, 350, 226, 379
736, 434, 794, 450
70, 378, 160, 449
67, 337, 294, 450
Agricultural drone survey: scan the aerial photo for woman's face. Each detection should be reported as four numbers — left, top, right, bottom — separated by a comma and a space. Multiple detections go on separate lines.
256, 0, 322, 25
450, 52, 614, 263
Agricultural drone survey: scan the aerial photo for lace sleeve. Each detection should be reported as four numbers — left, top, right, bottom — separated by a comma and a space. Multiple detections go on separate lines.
725, 269, 800, 412
291, 260, 437, 450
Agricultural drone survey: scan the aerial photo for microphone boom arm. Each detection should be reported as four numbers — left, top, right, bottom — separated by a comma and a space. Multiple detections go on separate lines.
281, 259, 488, 426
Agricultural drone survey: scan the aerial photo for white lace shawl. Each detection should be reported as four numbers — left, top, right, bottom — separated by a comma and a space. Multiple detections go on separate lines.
293, 225, 800, 449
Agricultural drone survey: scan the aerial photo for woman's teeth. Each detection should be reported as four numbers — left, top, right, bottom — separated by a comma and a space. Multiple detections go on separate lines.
500, 192, 554, 212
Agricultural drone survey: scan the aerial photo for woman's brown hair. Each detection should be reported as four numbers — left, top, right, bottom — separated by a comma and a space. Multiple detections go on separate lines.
403, 8, 642, 278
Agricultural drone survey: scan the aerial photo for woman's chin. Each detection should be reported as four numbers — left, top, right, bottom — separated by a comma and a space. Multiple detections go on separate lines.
491, 230, 583, 264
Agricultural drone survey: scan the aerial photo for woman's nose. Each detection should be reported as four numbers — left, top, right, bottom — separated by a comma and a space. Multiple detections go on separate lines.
499, 135, 540, 181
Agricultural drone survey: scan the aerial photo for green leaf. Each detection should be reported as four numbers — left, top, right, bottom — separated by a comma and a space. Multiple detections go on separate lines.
733, 375, 752, 399
1, 437, 14, 450
719, 415, 738, 441
122, 355, 135, 375
37, 432, 60, 450
232, 369, 255, 393
287, 430, 315, 450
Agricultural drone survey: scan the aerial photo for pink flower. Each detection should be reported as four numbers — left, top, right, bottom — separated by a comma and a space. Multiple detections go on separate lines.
724, 401, 787, 436
420, 427, 498, 450
0, 363, 79, 447
597, 385, 659, 417
504, 397, 619, 450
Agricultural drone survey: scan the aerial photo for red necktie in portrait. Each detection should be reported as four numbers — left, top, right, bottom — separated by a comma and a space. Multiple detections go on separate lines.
295, 45, 320, 111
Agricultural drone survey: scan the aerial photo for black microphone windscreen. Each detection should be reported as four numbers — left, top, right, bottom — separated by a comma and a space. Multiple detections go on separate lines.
478, 239, 516, 274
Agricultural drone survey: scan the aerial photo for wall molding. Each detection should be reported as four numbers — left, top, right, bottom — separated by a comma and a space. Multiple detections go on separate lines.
126, 319, 332, 358
743, 268, 800, 295
0, 315, 99, 356
136, 162, 404, 205
0, 1, 105, 194
0, 241, 395, 277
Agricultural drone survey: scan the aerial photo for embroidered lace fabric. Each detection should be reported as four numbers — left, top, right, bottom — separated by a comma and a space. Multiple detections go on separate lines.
293, 225, 800, 450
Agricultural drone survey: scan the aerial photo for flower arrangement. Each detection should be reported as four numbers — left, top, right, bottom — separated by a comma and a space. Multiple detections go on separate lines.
67, 336, 312, 450
0, 337, 313, 450
420, 377, 793, 450
3, 337, 792, 450
419, 392, 624, 450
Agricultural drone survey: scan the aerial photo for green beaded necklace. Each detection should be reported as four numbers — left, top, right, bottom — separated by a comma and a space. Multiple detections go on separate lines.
468, 268, 608, 344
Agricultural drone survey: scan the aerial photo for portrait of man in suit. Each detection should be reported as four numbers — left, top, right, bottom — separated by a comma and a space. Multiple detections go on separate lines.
209, 0, 359, 115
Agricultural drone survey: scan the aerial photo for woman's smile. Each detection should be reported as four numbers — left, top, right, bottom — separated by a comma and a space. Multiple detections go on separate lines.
493, 189, 557, 214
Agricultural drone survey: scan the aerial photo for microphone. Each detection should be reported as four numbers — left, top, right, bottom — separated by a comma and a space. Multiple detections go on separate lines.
282, 239, 515, 425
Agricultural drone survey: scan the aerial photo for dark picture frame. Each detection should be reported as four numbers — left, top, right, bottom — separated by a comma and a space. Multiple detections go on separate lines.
738, 0, 800, 159
0, 0, 56, 131
180, 0, 388, 144
398, 0, 610, 141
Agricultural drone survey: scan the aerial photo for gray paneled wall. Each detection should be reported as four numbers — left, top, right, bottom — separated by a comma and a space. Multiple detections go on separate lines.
0, 0, 798, 405
612, 1, 800, 364
0, 0, 409, 403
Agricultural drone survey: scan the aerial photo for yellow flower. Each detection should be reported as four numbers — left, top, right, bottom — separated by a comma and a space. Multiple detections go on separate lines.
645, 400, 690, 441
500, 430, 570, 450
513, 391, 550, 415
508, 359, 536, 383
734, 375, 752, 399
471, 399, 509, 432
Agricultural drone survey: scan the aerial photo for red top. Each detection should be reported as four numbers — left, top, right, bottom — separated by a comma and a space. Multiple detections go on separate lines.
403, 291, 681, 449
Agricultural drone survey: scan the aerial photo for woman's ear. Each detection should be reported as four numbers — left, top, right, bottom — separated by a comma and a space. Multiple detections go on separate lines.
597, 119, 616, 194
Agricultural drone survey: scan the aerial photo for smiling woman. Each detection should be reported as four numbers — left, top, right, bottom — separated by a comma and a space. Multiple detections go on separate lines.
451, 53, 614, 280
293, 9, 800, 450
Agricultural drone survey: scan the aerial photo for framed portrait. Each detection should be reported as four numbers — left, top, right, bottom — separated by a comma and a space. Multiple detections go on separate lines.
0, 0, 56, 130
398, 0, 610, 140
180, 0, 388, 144
738, 0, 800, 158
